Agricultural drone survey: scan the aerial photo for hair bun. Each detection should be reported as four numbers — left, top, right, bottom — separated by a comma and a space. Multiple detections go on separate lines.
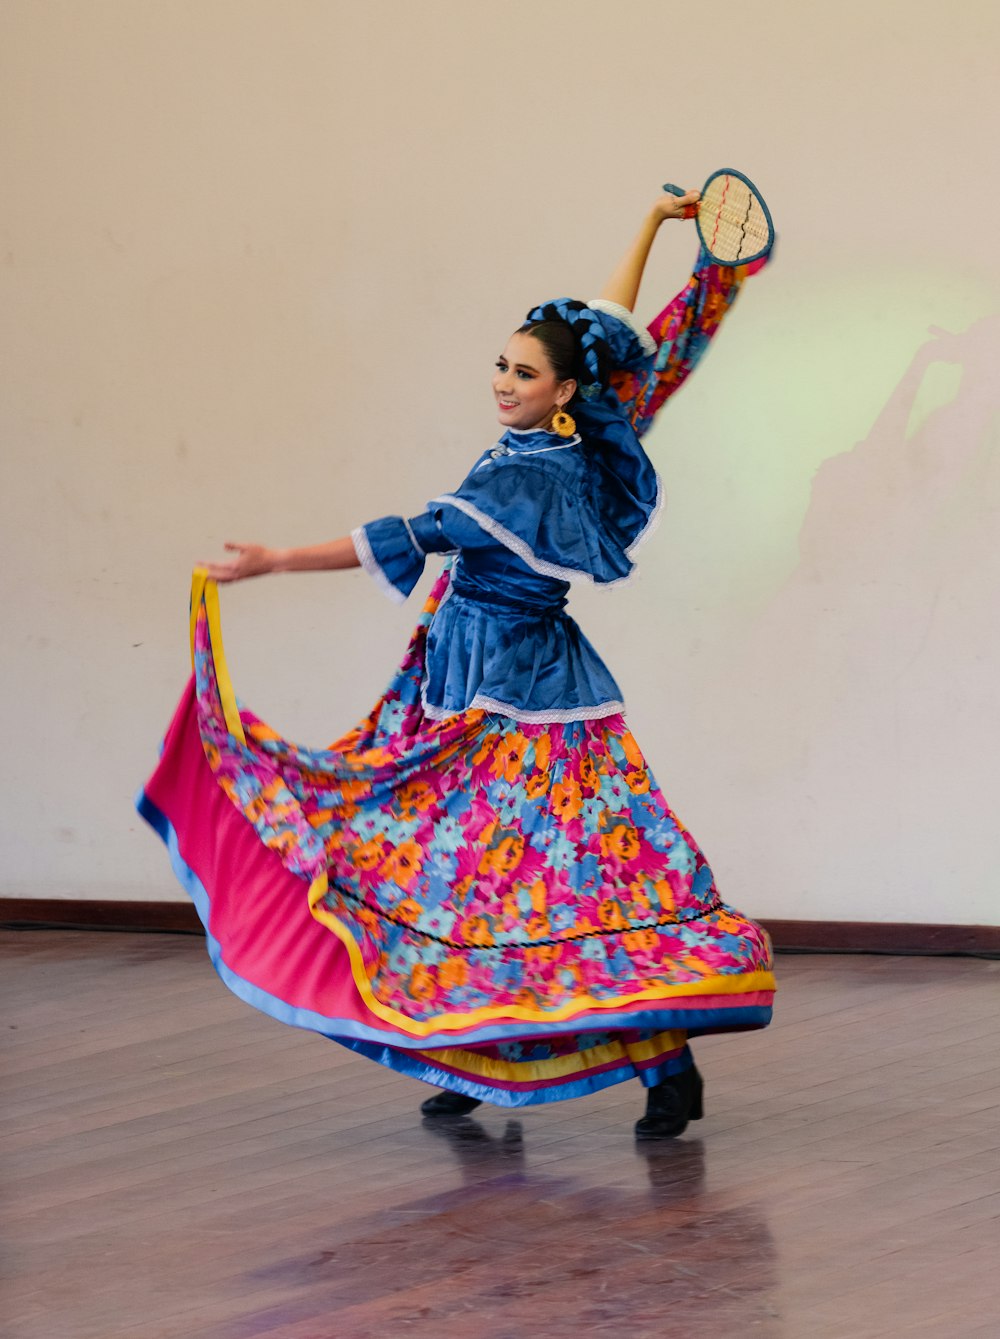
524, 298, 615, 395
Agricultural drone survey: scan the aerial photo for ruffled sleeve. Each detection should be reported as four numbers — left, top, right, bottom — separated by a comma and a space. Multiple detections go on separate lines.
431, 444, 661, 589
586, 299, 657, 359
351, 511, 455, 604
609, 256, 772, 436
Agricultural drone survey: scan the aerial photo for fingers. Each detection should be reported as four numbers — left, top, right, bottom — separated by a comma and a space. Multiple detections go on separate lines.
198, 548, 245, 581
681, 189, 700, 220
198, 541, 264, 583
198, 562, 236, 582
657, 188, 701, 221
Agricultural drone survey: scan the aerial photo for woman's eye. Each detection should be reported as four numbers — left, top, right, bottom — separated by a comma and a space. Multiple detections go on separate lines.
494, 361, 508, 372
516, 370, 533, 380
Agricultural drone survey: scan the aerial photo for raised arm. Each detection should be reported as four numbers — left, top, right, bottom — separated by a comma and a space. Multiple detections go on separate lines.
200, 536, 360, 583
599, 189, 700, 312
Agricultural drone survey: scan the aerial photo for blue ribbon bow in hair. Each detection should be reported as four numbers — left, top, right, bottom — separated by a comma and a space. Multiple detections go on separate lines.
524, 297, 653, 399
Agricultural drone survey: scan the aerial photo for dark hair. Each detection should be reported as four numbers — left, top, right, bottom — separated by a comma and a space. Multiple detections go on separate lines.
518, 300, 615, 396
517, 320, 581, 391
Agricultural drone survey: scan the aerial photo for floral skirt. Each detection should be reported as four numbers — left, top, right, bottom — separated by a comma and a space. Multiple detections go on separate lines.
137, 569, 775, 1106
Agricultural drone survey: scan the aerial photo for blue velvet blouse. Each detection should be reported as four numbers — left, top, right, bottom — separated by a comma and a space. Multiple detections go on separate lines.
352, 421, 662, 724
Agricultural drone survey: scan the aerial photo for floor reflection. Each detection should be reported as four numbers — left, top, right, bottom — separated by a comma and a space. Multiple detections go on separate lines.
246, 1116, 780, 1338
420, 1112, 526, 1171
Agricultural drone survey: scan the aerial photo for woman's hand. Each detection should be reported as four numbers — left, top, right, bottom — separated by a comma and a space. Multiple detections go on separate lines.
199, 534, 361, 580
649, 189, 700, 225
598, 188, 703, 311
199, 542, 276, 583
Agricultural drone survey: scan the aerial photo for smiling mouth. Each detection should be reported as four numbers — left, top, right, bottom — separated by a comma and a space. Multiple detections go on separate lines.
497, 399, 519, 409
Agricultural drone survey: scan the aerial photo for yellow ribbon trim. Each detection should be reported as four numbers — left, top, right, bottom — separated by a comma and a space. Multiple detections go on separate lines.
190, 566, 246, 746
623, 1031, 688, 1064
307, 871, 775, 1039
414, 1027, 688, 1084
190, 567, 206, 666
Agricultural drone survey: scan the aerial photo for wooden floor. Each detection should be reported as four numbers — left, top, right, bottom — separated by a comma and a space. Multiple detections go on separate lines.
3, 932, 999, 1339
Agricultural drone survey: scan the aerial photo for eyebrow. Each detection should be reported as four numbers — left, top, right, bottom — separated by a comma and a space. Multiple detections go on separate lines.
497, 355, 540, 373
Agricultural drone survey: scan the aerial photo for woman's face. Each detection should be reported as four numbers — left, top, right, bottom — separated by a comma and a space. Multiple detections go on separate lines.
493, 331, 575, 432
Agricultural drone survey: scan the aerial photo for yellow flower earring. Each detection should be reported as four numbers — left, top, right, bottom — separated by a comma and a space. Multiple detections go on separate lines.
550, 406, 576, 438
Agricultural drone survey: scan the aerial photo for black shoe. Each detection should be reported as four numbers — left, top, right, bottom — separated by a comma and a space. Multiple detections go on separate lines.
634, 1065, 704, 1140
420, 1090, 483, 1117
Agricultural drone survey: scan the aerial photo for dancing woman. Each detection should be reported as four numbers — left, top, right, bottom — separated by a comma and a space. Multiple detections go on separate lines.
139, 186, 775, 1139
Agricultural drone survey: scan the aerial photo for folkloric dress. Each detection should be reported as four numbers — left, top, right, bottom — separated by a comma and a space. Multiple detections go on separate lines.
138, 262, 776, 1107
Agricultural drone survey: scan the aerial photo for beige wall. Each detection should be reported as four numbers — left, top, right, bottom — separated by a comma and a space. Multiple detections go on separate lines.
3, 1, 998, 923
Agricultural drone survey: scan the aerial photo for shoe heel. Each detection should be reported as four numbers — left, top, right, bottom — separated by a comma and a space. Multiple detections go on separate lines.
690, 1069, 704, 1121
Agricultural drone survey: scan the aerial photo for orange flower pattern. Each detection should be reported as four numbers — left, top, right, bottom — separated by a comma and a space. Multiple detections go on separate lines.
194, 569, 773, 1025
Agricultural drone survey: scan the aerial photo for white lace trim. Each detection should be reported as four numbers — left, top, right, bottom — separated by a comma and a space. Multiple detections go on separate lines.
350, 526, 407, 605
505, 426, 582, 445
420, 682, 625, 724
588, 299, 658, 357
471, 693, 626, 723
475, 434, 581, 471
512, 435, 581, 456
402, 516, 425, 557
429, 494, 637, 589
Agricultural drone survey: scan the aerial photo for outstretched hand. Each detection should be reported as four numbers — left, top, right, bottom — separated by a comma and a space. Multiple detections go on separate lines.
199, 542, 275, 583
652, 189, 700, 223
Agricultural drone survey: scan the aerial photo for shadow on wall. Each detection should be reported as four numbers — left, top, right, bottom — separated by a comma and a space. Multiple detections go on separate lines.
722, 315, 1000, 920
797, 314, 1000, 624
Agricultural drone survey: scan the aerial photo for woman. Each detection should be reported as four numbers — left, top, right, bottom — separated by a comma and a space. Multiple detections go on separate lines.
138, 187, 775, 1139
